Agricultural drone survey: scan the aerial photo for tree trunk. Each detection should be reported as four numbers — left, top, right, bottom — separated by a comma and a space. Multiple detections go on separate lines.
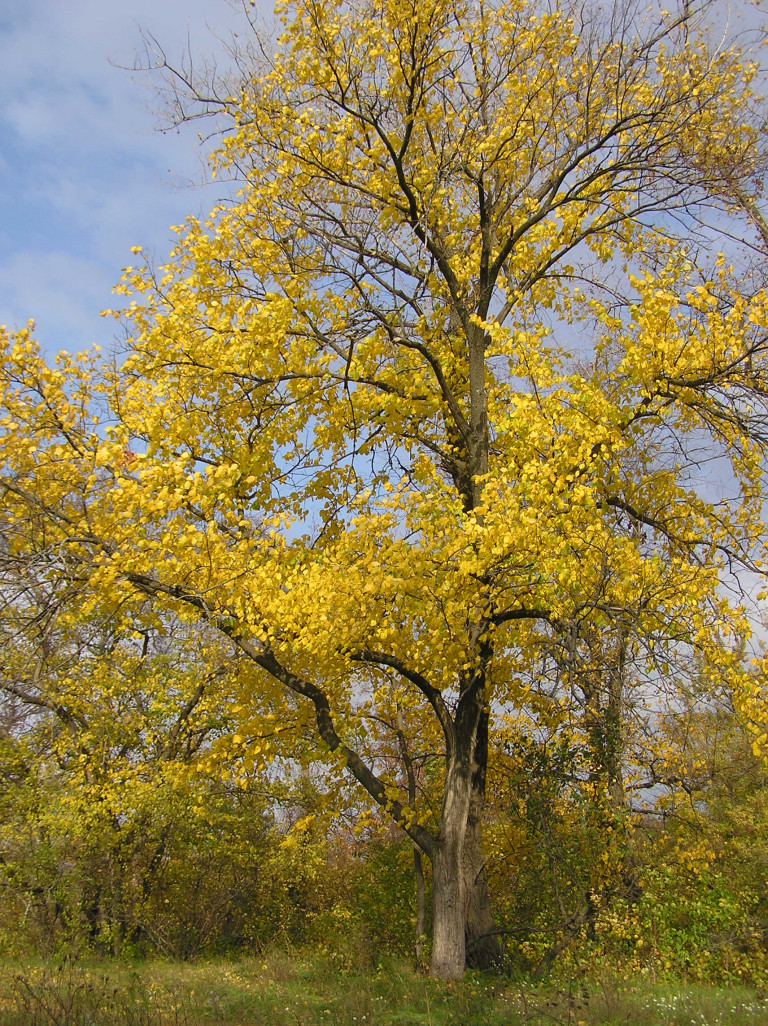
463, 708, 503, 969
430, 686, 501, 978
430, 757, 472, 979
463, 819, 502, 969
430, 835, 466, 979
431, 794, 500, 976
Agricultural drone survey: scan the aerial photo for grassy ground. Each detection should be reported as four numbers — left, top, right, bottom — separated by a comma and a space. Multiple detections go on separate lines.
1, 951, 767, 1026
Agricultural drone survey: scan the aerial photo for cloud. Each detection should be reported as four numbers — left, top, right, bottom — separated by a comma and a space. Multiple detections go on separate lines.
0, 0, 271, 355
0, 250, 118, 352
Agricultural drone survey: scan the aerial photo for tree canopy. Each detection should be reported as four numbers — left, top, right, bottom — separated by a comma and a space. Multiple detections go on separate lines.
3, 0, 768, 978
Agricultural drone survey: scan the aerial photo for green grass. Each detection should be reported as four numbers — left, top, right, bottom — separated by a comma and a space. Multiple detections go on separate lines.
1, 953, 768, 1026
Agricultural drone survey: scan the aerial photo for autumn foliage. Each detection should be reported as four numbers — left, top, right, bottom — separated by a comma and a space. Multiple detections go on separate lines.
3, 0, 768, 980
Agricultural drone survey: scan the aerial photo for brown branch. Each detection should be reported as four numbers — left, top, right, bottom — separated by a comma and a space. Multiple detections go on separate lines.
123, 570, 437, 858
352, 648, 455, 758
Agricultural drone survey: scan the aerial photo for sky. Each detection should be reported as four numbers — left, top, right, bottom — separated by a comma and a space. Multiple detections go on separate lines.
0, 0, 272, 357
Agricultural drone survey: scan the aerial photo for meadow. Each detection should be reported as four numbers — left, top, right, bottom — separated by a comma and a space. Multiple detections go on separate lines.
2, 953, 768, 1026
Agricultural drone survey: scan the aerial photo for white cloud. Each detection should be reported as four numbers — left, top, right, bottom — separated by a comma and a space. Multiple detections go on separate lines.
0, 0, 273, 355
0, 250, 118, 351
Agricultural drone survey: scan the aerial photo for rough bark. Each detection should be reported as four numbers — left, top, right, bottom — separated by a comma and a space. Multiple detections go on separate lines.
463, 824, 500, 970
463, 711, 504, 969
430, 660, 498, 977
430, 752, 474, 979
430, 834, 466, 979
432, 752, 501, 976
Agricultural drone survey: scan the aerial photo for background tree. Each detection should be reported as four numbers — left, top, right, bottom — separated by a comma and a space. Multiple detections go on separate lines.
3, 0, 768, 978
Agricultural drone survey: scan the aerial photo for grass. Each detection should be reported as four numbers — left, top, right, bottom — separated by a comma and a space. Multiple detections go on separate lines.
1, 952, 768, 1026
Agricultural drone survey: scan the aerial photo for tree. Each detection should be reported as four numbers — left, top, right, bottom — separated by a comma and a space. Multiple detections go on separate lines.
0, 547, 272, 956
2, 0, 768, 978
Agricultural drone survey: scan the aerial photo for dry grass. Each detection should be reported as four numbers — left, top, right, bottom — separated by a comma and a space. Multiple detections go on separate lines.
1, 953, 767, 1026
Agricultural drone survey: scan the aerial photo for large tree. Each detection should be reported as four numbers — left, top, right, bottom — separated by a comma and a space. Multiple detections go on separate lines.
3, 0, 768, 978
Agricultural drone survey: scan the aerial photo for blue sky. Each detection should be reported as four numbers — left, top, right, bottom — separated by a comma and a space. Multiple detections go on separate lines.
0, 0, 272, 356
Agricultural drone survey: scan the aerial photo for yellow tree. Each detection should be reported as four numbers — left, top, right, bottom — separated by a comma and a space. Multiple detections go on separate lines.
3, 0, 768, 977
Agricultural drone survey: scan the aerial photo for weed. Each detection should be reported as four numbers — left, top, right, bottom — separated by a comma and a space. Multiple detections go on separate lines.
2, 955, 768, 1026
